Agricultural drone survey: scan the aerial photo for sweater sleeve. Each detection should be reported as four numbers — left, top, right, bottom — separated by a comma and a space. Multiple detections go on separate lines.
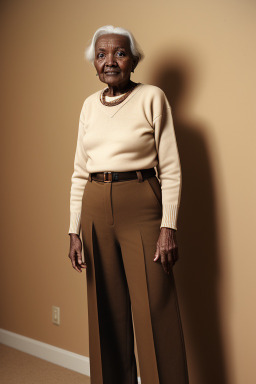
68, 103, 89, 235
153, 96, 182, 230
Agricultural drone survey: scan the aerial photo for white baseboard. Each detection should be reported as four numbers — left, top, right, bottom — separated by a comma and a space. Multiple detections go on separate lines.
0, 328, 141, 383
0, 328, 89, 376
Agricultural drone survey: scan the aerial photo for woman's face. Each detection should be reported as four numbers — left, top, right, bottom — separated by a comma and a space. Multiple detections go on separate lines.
94, 34, 137, 88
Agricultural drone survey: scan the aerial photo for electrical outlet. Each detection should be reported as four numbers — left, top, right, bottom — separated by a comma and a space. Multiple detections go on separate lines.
52, 306, 60, 325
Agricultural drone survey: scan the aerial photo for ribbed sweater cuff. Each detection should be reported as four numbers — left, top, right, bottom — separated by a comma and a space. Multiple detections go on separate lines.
160, 203, 179, 230
68, 212, 81, 235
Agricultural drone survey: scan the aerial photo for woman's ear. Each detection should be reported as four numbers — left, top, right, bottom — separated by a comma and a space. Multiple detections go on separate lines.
132, 57, 139, 72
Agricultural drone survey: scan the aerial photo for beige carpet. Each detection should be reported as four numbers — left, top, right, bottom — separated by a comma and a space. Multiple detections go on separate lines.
0, 343, 90, 384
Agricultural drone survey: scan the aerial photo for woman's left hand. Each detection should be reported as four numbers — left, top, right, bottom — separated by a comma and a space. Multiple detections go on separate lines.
154, 227, 179, 274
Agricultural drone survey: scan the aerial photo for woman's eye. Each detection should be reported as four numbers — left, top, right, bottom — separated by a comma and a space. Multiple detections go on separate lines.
97, 53, 105, 58
117, 51, 125, 57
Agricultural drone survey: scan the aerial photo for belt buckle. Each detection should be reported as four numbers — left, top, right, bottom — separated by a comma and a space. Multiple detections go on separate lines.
104, 171, 112, 182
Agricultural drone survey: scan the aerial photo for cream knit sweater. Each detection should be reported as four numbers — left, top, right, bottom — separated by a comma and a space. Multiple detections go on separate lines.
68, 83, 182, 235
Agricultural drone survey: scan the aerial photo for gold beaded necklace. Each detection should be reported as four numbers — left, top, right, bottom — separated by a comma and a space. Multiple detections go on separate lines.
100, 82, 140, 107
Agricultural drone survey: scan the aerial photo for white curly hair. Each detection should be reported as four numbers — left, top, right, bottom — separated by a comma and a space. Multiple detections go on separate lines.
84, 25, 144, 65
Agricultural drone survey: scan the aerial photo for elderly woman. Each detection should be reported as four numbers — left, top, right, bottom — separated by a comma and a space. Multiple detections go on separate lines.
68, 25, 189, 384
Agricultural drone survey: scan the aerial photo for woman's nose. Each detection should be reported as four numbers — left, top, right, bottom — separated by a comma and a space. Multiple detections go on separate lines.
106, 54, 116, 66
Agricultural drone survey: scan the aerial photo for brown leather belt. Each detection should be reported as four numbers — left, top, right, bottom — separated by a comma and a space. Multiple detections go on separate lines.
89, 167, 156, 183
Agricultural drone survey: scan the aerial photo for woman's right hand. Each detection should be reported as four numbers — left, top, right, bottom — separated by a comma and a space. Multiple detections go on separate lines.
68, 234, 87, 273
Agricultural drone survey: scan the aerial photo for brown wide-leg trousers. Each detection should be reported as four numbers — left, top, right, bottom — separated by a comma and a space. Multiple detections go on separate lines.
80, 172, 189, 384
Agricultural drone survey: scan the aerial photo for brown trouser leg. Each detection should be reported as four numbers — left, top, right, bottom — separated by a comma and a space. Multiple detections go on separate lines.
81, 175, 189, 384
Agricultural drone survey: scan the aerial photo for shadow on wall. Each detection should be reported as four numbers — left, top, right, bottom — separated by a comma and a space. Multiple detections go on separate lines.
150, 58, 230, 384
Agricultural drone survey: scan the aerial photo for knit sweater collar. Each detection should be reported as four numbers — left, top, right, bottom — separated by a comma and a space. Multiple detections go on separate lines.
95, 83, 144, 118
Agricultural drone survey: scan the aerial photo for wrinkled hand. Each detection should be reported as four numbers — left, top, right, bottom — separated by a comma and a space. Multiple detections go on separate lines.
154, 227, 179, 274
68, 234, 87, 273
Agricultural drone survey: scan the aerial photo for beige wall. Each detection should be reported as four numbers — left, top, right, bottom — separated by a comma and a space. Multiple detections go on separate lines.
0, 0, 255, 383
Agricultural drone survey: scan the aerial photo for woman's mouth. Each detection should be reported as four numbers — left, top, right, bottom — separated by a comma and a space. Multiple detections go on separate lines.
105, 72, 120, 75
